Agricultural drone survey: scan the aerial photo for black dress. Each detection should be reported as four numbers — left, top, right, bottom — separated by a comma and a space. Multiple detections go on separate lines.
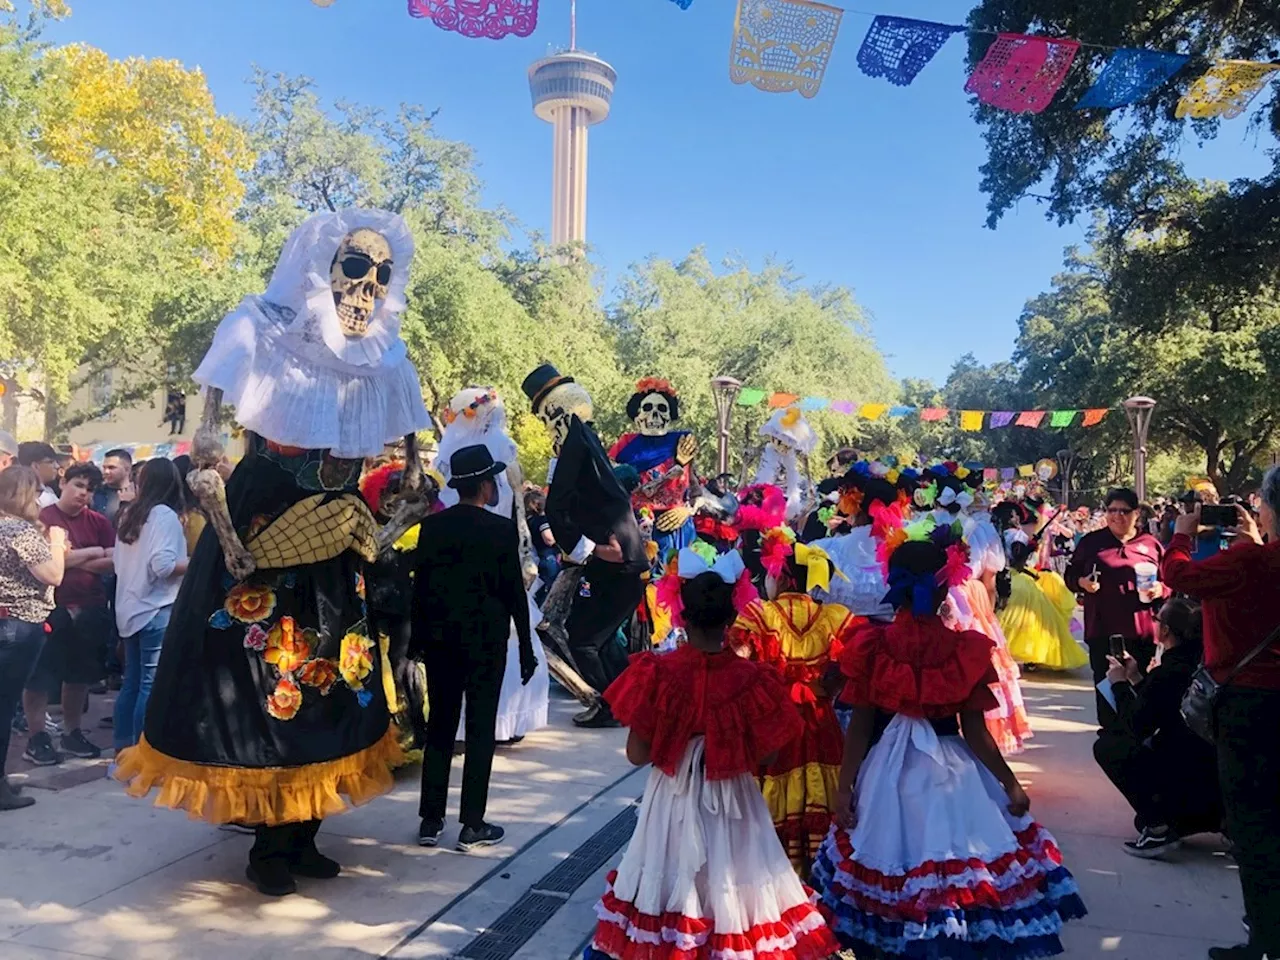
117, 437, 399, 826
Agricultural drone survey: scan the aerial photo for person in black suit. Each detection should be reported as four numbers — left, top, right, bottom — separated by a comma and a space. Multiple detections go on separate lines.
412, 444, 536, 852
522, 364, 646, 728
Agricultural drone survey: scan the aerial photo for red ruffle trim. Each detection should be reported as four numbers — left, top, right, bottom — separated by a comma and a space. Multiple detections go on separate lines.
839, 613, 998, 717
594, 873, 839, 960
604, 647, 803, 780
823, 824, 1065, 922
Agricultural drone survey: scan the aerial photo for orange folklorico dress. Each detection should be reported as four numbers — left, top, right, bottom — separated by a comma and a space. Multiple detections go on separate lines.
730, 593, 861, 875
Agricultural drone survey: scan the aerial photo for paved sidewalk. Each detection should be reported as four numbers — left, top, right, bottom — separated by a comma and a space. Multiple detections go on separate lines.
0, 678, 1245, 959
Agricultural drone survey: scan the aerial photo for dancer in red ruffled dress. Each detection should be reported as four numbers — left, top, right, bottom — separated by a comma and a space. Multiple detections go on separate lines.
811, 534, 1085, 959
587, 548, 839, 960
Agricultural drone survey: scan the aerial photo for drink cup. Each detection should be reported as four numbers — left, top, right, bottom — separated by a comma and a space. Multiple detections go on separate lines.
1134, 561, 1158, 603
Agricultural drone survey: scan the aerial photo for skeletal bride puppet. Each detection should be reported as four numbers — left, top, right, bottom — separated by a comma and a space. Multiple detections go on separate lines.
754, 405, 818, 523
523, 364, 646, 727
608, 378, 698, 571
432, 387, 550, 742
114, 209, 430, 898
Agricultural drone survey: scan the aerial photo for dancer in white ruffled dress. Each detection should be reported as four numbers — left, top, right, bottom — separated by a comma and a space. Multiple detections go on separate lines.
434, 388, 549, 743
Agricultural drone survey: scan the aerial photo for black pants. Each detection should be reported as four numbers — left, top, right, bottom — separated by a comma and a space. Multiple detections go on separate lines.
1216, 687, 1280, 955
419, 630, 505, 828
566, 569, 644, 701
0, 619, 45, 776
1087, 635, 1155, 730
1093, 731, 1222, 836
250, 820, 322, 869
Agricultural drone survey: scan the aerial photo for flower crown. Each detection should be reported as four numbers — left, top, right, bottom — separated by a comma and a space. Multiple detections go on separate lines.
634, 376, 676, 398
441, 387, 498, 425
736, 483, 787, 532
759, 526, 796, 579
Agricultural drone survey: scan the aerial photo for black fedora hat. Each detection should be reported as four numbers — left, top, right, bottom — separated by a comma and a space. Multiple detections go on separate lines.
521, 363, 574, 414
448, 444, 506, 488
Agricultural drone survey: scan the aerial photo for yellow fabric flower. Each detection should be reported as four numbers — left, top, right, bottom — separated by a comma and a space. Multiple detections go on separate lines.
224, 583, 277, 624
263, 617, 312, 674
266, 677, 303, 721
392, 523, 421, 553
297, 658, 339, 696
340, 632, 375, 690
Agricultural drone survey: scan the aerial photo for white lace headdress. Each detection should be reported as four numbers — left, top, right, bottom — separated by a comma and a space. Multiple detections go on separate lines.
193, 208, 429, 458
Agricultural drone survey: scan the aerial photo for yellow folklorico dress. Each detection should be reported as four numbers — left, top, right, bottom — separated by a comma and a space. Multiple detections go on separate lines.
730, 594, 859, 874
1000, 568, 1087, 671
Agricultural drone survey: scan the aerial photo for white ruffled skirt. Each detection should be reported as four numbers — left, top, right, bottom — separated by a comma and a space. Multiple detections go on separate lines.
588, 738, 838, 960
458, 588, 549, 743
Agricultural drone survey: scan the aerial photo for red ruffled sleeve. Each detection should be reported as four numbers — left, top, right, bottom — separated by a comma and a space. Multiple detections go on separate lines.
604, 652, 661, 745
839, 613, 997, 718
727, 601, 784, 667
703, 661, 802, 778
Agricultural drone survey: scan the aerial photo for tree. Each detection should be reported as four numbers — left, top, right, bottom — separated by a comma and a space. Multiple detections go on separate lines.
610, 250, 898, 476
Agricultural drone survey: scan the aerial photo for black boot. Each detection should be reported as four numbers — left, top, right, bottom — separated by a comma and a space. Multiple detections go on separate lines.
287, 820, 340, 879
247, 825, 298, 896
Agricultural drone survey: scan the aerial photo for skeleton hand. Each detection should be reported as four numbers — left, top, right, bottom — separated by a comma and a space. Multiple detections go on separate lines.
656, 505, 693, 533
188, 468, 255, 580
675, 434, 697, 467
191, 388, 226, 470
374, 433, 432, 554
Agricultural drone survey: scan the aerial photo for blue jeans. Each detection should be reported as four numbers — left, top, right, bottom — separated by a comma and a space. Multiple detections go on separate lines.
113, 608, 170, 753
0, 618, 45, 776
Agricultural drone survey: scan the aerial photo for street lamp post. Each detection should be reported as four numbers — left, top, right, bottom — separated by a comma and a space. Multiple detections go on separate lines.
1123, 396, 1157, 502
710, 375, 742, 476
1056, 448, 1076, 510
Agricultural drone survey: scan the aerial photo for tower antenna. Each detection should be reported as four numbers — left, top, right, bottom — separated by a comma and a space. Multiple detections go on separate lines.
569, 0, 576, 50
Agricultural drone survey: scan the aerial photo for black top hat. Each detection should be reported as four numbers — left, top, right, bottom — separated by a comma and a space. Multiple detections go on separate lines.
521, 363, 574, 414
448, 444, 506, 488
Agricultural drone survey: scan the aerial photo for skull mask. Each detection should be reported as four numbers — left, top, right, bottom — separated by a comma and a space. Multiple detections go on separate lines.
538, 381, 593, 454
330, 229, 393, 337
634, 392, 673, 437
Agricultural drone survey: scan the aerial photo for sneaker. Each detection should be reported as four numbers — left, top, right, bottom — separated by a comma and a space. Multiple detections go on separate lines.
10, 712, 26, 735
418, 818, 444, 847
1123, 826, 1182, 860
0, 777, 34, 811
89, 681, 107, 695
457, 823, 505, 852
59, 729, 102, 759
23, 732, 61, 766
45, 713, 64, 736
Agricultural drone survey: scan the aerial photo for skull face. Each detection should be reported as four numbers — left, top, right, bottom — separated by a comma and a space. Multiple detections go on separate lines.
537, 382, 593, 454
635, 392, 672, 437
330, 228, 393, 338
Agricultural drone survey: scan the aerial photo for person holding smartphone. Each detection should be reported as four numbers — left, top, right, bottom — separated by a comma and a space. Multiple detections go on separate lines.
1066, 488, 1165, 730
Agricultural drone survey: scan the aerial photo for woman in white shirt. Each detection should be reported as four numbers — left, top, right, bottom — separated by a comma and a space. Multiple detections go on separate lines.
111, 459, 188, 752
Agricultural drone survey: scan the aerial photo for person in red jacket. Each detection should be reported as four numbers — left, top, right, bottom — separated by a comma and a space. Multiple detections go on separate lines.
1161, 470, 1280, 960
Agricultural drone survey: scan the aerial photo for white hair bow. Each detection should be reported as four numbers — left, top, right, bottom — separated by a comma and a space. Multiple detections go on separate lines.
939, 487, 974, 509
677, 547, 746, 584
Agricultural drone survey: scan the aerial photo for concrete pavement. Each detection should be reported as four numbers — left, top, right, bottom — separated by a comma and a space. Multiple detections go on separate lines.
0, 677, 1245, 959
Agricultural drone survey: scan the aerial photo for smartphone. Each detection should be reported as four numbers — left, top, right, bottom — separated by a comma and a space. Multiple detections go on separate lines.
1108, 635, 1126, 659
1201, 504, 1236, 528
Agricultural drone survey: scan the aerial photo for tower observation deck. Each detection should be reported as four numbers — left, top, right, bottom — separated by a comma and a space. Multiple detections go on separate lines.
528, 50, 616, 248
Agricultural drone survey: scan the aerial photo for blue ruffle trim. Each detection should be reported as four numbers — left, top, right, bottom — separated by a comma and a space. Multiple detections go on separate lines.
811, 846, 1087, 959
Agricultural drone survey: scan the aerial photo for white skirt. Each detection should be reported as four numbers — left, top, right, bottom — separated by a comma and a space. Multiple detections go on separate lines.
589, 738, 837, 960
458, 588, 549, 743
811, 715, 1086, 958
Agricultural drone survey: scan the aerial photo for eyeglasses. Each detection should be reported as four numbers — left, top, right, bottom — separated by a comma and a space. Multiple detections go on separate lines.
1105, 507, 1135, 516
337, 254, 393, 287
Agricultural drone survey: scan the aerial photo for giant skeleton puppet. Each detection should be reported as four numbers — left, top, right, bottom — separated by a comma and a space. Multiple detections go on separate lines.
114, 209, 431, 897
608, 378, 697, 571
523, 364, 646, 728
754, 405, 819, 523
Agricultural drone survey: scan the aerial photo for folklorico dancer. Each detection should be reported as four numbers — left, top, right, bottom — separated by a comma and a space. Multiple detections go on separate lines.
114, 208, 430, 897
586, 547, 839, 960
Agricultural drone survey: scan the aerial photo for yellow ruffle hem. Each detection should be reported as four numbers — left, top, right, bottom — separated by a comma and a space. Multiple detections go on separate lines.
113, 728, 403, 827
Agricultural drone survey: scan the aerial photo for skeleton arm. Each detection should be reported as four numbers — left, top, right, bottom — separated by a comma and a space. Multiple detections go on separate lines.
374, 432, 432, 554
188, 387, 256, 580
507, 459, 539, 588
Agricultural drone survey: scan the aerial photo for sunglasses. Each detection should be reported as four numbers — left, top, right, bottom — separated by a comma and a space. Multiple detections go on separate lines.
1105, 507, 1135, 516
337, 254, 393, 287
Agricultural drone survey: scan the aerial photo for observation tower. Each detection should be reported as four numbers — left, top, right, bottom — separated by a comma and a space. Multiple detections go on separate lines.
527, 1, 616, 248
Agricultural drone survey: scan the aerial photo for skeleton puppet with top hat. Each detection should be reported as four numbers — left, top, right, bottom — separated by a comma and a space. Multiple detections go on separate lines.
522, 364, 645, 728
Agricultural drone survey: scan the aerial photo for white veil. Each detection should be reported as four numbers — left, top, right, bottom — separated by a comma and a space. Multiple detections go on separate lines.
434, 387, 520, 518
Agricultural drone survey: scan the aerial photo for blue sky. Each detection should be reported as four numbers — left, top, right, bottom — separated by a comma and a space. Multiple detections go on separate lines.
48, 0, 1273, 384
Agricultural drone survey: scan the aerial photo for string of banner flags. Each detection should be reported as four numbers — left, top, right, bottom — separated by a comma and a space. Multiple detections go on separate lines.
736, 388, 1111, 432
308, 0, 1280, 120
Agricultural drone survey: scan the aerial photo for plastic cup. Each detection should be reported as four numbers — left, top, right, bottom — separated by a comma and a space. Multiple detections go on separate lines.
1134, 561, 1158, 602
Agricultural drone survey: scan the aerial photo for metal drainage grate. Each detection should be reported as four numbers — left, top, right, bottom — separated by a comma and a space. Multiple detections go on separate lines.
455, 891, 569, 960
531, 805, 638, 895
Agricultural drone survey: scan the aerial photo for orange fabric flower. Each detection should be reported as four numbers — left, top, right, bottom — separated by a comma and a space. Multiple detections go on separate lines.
224, 583, 277, 624
266, 677, 303, 721
339, 632, 375, 690
838, 487, 864, 518
264, 617, 312, 674
297, 658, 339, 696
